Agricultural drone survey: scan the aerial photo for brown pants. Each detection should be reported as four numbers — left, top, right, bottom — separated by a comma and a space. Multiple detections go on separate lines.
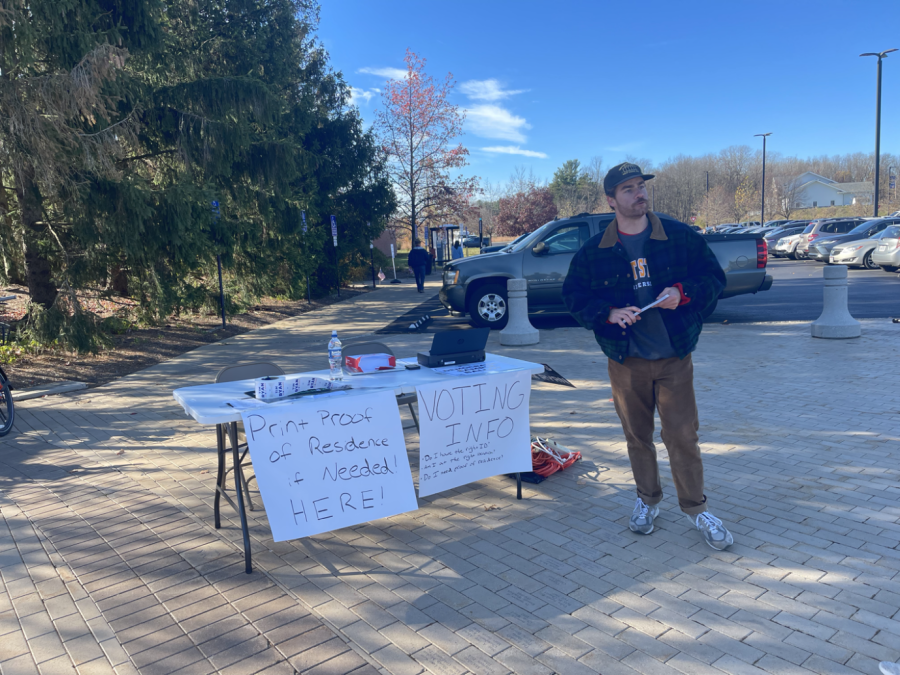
607, 354, 707, 515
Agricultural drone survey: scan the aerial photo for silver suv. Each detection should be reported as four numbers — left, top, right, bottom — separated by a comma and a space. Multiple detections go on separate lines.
796, 218, 868, 258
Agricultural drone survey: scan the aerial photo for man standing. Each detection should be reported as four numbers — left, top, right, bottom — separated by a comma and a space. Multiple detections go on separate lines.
562, 163, 733, 550
407, 239, 429, 293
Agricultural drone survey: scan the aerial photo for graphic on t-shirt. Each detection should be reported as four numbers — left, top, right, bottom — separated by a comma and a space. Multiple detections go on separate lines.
630, 257, 653, 289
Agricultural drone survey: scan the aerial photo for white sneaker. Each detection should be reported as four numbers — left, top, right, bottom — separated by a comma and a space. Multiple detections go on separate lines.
629, 498, 659, 534
880, 662, 900, 675
688, 511, 734, 550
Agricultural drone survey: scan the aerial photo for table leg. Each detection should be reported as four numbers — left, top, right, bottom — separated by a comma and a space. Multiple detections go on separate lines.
516, 472, 522, 500
226, 421, 253, 574
214, 424, 225, 528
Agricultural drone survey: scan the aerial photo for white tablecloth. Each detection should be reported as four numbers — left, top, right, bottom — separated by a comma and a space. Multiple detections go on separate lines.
172, 353, 544, 425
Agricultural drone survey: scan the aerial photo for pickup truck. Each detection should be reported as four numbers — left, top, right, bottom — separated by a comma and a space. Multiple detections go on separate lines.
439, 212, 773, 329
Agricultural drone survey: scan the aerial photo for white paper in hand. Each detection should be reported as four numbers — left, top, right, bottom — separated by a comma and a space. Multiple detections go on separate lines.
638, 293, 670, 313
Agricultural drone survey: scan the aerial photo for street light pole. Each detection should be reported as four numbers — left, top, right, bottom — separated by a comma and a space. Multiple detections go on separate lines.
860, 48, 897, 217
754, 133, 772, 226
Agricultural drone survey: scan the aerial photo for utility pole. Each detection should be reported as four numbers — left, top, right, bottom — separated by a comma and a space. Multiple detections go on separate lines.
860, 48, 897, 216
754, 133, 772, 226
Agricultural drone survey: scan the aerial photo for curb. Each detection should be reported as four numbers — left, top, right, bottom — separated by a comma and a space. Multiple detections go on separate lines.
13, 380, 88, 401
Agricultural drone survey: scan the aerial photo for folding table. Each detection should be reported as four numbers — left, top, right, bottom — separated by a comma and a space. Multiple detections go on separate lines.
173, 354, 543, 573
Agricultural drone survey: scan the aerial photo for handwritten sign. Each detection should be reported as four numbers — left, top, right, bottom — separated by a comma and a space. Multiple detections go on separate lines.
415, 370, 532, 497
241, 391, 418, 541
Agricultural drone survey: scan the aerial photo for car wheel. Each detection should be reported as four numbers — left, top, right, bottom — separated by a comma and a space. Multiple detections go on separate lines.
863, 251, 878, 269
467, 284, 509, 329
880, 265, 898, 272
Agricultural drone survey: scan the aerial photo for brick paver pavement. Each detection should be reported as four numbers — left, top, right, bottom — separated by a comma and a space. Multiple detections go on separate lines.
1, 276, 898, 675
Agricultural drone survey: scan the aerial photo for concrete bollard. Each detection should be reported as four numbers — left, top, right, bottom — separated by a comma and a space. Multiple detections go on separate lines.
811, 265, 861, 339
500, 278, 539, 346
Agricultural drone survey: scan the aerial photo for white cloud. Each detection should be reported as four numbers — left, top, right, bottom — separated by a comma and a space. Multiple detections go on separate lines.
349, 87, 376, 106
465, 104, 530, 142
459, 79, 527, 102
358, 66, 408, 80
482, 146, 548, 159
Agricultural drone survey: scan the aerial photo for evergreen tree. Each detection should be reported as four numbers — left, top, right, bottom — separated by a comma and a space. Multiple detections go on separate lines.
0, 0, 394, 349
0, 0, 163, 309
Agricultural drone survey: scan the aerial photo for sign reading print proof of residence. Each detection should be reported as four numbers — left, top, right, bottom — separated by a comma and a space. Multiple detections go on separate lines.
415, 370, 532, 498
241, 392, 418, 541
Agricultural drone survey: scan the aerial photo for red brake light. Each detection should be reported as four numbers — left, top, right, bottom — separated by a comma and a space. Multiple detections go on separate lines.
808, 233, 820, 241
757, 239, 767, 268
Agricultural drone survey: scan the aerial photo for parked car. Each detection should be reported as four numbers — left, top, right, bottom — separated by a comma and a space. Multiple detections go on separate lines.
796, 218, 868, 259
461, 235, 489, 248
480, 233, 527, 254
747, 225, 782, 235
738, 221, 761, 229
440, 212, 773, 329
763, 219, 792, 229
830, 227, 895, 269
872, 224, 900, 271
766, 224, 809, 255
808, 217, 900, 262
774, 233, 805, 258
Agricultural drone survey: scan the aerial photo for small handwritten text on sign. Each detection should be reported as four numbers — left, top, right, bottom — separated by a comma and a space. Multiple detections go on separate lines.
415, 370, 532, 497
241, 392, 418, 541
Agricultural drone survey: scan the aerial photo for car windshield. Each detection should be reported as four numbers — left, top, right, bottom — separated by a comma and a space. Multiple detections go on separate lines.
506, 222, 556, 252
882, 225, 900, 238
846, 221, 873, 235
803, 224, 816, 233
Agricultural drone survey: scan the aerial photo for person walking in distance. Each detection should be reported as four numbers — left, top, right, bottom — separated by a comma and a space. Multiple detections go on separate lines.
562, 163, 733, 550
408, 239, 429, 293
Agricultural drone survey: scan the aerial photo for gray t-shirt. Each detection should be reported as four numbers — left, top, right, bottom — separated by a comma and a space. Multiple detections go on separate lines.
617, 227, 676, 360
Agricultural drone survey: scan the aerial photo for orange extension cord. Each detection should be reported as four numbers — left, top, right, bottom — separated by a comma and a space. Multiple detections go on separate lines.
531, 437, 582, 477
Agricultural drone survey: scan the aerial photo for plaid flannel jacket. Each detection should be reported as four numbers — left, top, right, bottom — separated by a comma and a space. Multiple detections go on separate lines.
562, 212, 726, 363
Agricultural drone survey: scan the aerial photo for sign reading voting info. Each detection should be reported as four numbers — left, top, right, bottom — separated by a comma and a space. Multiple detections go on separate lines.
415, 370, 532, 497
241, 392, 418, 541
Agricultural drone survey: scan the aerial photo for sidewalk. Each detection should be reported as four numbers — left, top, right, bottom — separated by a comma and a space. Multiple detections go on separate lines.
1, 279, 899, 675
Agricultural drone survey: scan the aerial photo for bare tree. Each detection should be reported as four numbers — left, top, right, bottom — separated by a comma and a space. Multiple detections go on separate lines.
373, 50, 478, 241
700, 185, 733, 227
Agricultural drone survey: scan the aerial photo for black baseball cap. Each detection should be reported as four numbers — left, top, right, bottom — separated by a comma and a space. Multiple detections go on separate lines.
604, 162, 655, 195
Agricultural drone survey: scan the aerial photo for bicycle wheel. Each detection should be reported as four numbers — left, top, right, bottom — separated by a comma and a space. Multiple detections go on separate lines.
0, 374, 13, 436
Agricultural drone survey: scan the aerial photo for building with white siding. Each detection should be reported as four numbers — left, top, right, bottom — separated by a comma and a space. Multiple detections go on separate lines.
786, 172, 874, 209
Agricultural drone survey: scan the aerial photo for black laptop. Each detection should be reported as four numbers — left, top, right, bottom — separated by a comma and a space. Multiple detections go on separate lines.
417, 328, 489, 367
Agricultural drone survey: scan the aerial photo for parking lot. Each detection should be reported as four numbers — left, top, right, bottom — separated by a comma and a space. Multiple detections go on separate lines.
386, 256, 899, 335
707, 258, 900, 323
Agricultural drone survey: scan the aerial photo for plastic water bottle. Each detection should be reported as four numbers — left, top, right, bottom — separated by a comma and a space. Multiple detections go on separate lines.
328, 330, 343, 381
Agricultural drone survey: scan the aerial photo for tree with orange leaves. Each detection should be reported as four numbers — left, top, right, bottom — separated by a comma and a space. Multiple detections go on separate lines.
374, 50, 478, 241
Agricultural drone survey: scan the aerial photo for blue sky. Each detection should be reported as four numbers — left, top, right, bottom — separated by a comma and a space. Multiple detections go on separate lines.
319, 0, 900, 185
